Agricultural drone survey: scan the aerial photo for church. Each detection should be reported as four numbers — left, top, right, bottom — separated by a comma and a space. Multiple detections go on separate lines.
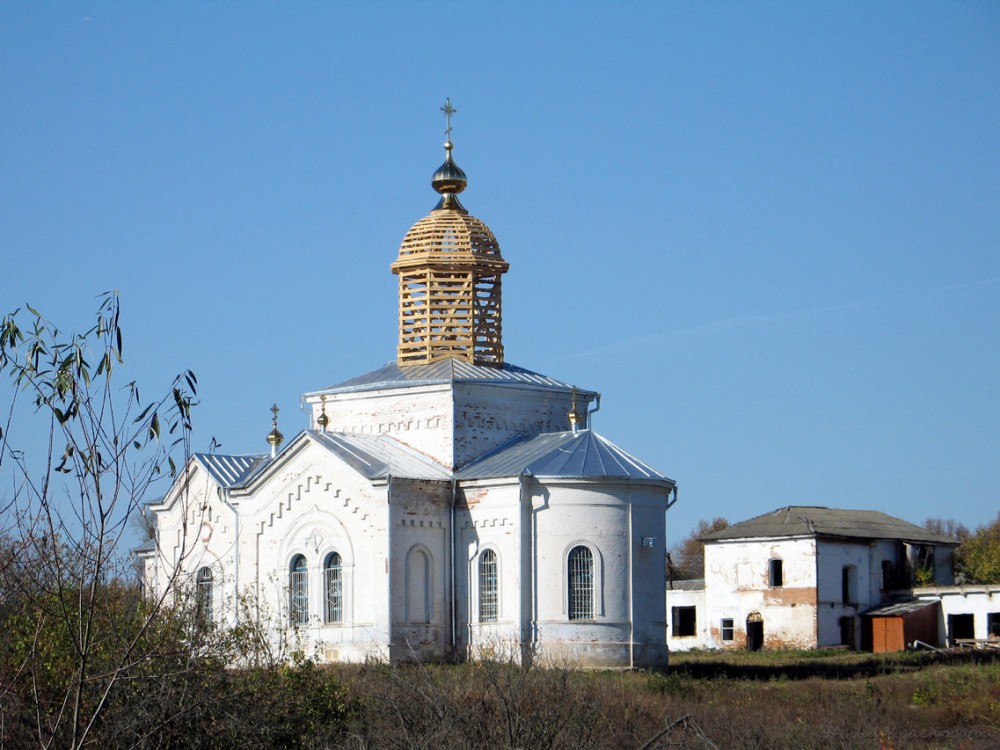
139, 105, 677, 668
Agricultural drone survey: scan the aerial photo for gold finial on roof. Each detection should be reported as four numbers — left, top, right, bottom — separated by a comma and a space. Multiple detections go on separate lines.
568, 387, 583, 434
441, 97, 457, 142
316, 395, 329, 432
266, 403, 284, 456
432, 97, 467, 210
391, 101, 508, 368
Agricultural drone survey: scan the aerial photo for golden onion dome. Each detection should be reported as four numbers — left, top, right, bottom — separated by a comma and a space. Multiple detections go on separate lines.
266, 403, 283, 452
431, 141, 467, 209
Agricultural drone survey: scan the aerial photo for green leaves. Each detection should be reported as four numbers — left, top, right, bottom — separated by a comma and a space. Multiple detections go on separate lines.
956, 513, 1000, 584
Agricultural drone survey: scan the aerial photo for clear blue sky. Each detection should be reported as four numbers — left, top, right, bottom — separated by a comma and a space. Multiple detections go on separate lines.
2, 2, 998, 542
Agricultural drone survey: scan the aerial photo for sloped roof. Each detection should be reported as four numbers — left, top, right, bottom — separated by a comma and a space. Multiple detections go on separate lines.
668, 578, 705, 591
455, 429, 674, 484
307, 430, 451, 481
310, 358, 593, 397
188, 428, 668, 488
194, 453, 269, 488
861, 599, 938, 617
702, 506, 955, 545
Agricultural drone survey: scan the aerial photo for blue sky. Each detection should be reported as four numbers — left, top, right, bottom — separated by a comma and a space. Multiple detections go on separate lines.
1, 2, 998, 542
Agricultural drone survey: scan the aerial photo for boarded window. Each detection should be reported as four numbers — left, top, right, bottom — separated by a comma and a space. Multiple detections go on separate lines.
721, 617, 734, 641
672, 606, 696, 637
769, 558, 783, 587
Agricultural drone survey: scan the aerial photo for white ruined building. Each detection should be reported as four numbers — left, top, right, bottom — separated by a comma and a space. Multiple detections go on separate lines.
666, 506, 957, 652
139, 108, 677, 668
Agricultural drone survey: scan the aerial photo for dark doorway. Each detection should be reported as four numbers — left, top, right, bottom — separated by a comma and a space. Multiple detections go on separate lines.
746, 612, 764, 651
839, 616, 856, 648
948, 614, 974, 644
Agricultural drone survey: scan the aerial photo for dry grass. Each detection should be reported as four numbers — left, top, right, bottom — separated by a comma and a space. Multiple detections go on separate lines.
328, 650, 1000, 749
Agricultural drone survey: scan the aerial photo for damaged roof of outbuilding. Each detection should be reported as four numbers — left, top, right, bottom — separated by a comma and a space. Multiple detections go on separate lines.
701, 506, 957, 545
861, 599, 938, 617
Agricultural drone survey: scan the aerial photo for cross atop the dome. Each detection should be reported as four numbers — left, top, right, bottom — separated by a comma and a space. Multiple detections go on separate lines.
270, 403, 280, 425
441, 98, 457, 140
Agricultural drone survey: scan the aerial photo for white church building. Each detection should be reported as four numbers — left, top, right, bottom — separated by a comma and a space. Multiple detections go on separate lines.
139, 111, 677, 668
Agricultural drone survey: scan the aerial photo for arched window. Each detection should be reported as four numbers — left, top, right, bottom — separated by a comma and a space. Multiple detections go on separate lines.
324, 552, 343, 623
195, 566, 213, 628
567, 545, 594, 620
289, 555, 309, 625
479, 549, 498, 623
406, 547, 431, 624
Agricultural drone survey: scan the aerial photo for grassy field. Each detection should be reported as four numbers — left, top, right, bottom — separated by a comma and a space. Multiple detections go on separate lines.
327, 649, 1000, 749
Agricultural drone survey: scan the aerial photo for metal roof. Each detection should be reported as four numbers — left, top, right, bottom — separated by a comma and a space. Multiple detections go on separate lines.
702, 506, 956, 545
455, 429, 674, 484
309, 358, 593, 397
861, 599, 938, 617
307, 430, 451, 481
194, 453, 270, 488
133, 538, 156, 555
668, 578, 705, 591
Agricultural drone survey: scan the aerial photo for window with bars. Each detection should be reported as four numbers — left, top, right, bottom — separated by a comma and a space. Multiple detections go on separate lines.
568, 545, 594, 621
479, 549, 498, 622
195, 566, 213, 629
289, 555, 309, 625
324, 552, 343, 624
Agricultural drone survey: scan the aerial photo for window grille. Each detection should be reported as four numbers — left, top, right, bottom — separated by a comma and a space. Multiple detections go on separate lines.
568, 546, 594, 620
324, 553, 343, 623
289, 555, 309, 625
479, 549, 498, 622
196, 567, 213, 628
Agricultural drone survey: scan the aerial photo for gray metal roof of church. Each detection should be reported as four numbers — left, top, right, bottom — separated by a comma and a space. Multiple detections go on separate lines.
310, 358, 593, 396
194, 453, 269, 488
701, 506, 956, 545
308, 430, 451, 481
455, 429, 674, 484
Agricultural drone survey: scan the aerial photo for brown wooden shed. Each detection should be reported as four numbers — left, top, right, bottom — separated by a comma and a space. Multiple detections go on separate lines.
861, 600, 939, 653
